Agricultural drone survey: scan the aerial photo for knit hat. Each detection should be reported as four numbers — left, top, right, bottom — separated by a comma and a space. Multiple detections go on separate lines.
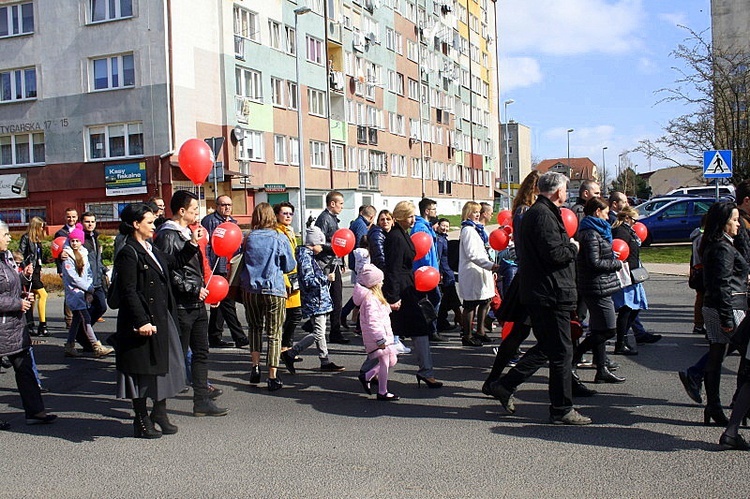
358, 263, 383, 288
305, 226, 325, 246
68, 223, 85, 242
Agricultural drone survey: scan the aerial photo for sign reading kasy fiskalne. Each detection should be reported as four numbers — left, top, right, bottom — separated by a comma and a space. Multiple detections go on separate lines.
105, 162, 147, 196
0, 173, 28, 199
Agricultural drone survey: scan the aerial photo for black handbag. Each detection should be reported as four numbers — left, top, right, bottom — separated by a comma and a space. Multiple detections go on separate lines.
417, 297, 437, 324
630, 266, 649, 283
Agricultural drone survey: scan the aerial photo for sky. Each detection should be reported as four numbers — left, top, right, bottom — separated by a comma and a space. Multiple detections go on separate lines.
497, 0, 713, 184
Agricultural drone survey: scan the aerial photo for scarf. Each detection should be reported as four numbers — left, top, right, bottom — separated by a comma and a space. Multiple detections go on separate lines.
461, 219, 489, 244
579, 216, 612, 243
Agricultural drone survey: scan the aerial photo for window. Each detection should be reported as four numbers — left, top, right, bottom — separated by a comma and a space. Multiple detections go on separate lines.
0, 2, 33, 37
274, 135, 287, 164
310, 140, 327, 168
0, 206, 46, 227
0, 132, 44, 166
411, 157, 422, 178
331, 143, 345, 171
308, 88, 326, 117
389, 113, 405, 136
306, 36, 324, 64
287, 81, 298, 109
233, 6, 259, 42
269, 20, 282, 49
285, 26, 296, 55
407, 40, 419, 62
408, 78, 419, 100
238, 130, 264, 161
90, 0, 132, 23
289, 137, 299, 165
86, 122, 143, 160
369, 151, 386, 173
85, 200, 139, 221
235, 67, 262, 102
0, 67, 36, 102
390, 154, 406, 177
271, 77, 284, 107
91, 53, 135, 91
387, 71, 404, 95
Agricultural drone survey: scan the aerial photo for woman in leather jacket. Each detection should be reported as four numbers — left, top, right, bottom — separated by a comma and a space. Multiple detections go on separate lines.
573, 198, 624, 384
697, 202, 748, 431
18, 217, 49, 336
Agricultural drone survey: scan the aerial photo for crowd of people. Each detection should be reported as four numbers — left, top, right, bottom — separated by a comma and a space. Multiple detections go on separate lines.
2, 174, 750, 450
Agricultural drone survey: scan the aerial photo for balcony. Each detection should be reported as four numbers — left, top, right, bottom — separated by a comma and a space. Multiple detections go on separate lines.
329, 71, 345, 93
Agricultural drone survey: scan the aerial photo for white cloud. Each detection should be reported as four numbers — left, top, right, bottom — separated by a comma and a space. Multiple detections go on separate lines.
499, 0, 645, 56
500, 57, 543, 92
658, 12, 688, 27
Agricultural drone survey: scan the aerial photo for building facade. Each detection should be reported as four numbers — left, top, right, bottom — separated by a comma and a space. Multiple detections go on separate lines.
498, 120, 530, 209
0, 0, 500, 229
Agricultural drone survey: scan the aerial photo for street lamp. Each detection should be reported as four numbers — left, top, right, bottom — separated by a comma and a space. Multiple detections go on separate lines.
601, 146, 608, 195
566, 128, 574, 179
618, 150, 629, 195
503, 99, 514, 210
294, 6, 312, 234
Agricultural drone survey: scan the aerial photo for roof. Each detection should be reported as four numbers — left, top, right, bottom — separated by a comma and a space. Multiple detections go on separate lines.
535, 157, 598, 181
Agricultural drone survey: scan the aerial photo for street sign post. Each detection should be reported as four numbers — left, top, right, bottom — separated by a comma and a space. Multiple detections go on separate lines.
703, 150, 732, 179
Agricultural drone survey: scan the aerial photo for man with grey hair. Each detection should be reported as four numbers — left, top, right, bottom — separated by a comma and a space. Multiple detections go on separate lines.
488, 172, 592, 425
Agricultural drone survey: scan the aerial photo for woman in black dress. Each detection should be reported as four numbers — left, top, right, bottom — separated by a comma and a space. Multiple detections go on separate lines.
114, 203, 201, 439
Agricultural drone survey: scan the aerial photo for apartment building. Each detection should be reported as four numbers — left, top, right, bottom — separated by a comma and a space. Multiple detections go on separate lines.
0, 0, 499, 228
498, 120, 531, 209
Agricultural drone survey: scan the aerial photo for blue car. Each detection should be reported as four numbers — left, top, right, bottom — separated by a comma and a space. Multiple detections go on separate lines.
636, 197, 715, 245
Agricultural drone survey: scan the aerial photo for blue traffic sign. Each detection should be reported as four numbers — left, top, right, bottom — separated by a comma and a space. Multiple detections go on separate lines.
703, 150, 732, 178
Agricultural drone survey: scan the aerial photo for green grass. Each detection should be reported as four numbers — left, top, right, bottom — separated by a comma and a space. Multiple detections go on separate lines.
640, 244, 691, 264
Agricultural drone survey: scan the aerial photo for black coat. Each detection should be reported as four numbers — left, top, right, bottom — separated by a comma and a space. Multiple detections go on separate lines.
114, 236, 198, 376
703, 235, 749, 328
576, 226, 622, 297
154, 223, 205, 309
611, 223, 642, 270
383, 223, 430, 337
518, 196, 578, 311
314, 208, 343, 272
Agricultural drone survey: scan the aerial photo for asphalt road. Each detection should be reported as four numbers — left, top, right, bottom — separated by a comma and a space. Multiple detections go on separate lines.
1, 273, 749, 498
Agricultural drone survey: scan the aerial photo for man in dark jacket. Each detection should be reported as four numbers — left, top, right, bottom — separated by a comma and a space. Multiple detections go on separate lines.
341, 204, 376, 328
570, 180, 600, 225
201, 195, 249, 349
314, 190, 348, 344
436, 218, 461, 331
154, 190, 228, 417
490, 172, 592, 425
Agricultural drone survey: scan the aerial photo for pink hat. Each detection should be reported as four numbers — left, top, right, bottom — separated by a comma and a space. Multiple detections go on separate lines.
68, 223, 85, 242
358, 263, 383, 288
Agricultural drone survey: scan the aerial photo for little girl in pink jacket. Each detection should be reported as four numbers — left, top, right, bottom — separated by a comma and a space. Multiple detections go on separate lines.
352, 264, 399, 401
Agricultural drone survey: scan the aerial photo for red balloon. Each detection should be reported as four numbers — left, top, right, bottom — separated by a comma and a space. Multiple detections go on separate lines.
205, 275, 229, 304
633, 222, 648, 241
414, 265, 440, 292
489, 229, 509, 251
178, 138, 214, 185
501, 321, 514, 341
50, 236, 67, 258
331, 228, 355, 257
212, 222, 243, 258
612, 238, 630, 261
496, 210, 513, 227
502, 225, 513, 236
560, 207, 578, 238
411, 232, 432, 260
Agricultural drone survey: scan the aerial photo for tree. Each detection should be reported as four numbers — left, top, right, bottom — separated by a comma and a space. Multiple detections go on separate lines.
650, 27, 750, 181
611, 167, 651, 199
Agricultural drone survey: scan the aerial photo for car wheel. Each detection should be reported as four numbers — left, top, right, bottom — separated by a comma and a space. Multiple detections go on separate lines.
642, 233, 652, 247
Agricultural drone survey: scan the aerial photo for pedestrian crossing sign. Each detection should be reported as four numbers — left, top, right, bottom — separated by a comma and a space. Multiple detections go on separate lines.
703, 150, 732, 178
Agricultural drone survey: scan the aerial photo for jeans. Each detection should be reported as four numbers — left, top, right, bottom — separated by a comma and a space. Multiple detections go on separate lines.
88, 286, 107, 324
426, 286, 442, 335
176, 307, 210, 403
68, 308, 93, 344
289, 314, 329, 364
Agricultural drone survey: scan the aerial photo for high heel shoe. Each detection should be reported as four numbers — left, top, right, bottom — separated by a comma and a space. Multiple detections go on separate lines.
719, 432, 750, 450
416, 375, 443, 389
250, 365, 261, 384
704, 407, 729, 426
376, 392, 399, 401
267, 377, 283, 392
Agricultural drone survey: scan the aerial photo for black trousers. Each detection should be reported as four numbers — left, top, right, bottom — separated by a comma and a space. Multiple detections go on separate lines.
7, 349, 45, 418
500, 307, 573, 416
177, 307, 210, 403
486, 321, 531, 384
437, 284, 461, 325
282, 306, 303, 348
329, 266, 343, 336
207, 275, 248, 345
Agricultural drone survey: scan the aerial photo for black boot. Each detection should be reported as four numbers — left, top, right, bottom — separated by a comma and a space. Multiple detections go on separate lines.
150, 399, 178, 434
28, 321, 39, 336
37, 322, 49, 337
133, 398, 162, 439
704, 343, 728, 426
594, 365, 626, 383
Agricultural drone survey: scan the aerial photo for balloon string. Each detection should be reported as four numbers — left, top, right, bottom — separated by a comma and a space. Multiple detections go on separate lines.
205, 258, 220, 286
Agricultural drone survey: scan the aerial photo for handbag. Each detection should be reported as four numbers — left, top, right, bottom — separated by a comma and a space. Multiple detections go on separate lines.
417, 296, 437, 324
287, 272, 300, 292
616, 261, 632, 288
226, 252, 245, 301
630, 266, 649, 283
106, 246, 137, 309
688, 264, 704, 291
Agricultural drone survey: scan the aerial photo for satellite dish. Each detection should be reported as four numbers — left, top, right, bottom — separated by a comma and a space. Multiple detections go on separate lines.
232, 126, 244, 143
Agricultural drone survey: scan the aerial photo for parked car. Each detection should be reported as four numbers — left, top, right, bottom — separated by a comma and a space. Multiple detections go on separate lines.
635, 197, 683, 217
638, 197, 715, 246
666, 185, 735, 199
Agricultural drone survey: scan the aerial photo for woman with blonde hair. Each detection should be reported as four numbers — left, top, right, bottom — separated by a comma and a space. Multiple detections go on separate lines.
458, 201, 499, 346
18, 217, 49, 336
241, 203, 296, 391
383, 201, 442, 388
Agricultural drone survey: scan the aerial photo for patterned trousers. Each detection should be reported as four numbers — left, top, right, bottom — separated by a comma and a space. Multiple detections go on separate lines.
243, 291, 286, 368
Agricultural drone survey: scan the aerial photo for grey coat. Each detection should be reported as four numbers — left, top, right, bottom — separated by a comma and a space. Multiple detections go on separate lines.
0, 251, 30, 357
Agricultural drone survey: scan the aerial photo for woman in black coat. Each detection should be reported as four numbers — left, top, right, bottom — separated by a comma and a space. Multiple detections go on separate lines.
114, 203, 200, 439
383, 201, 442, 388
573, 198, 624, 384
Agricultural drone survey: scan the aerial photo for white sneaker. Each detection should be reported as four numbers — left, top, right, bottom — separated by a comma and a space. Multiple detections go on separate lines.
393, 336, 411, 354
